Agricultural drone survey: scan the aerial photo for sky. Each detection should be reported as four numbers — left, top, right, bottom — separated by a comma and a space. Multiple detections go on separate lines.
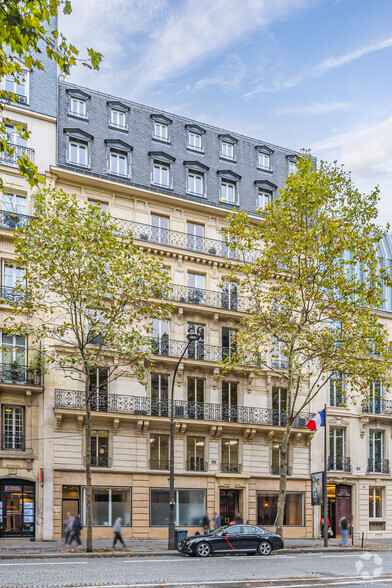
60, 0, 392, 227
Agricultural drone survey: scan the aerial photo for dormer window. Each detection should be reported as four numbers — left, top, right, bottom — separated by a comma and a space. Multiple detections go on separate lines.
289, 160, 297, 174
109, 150, 127, 176
256, 145, 274, 171
151, 113, 172, 143
69, 141, 88, 166
107, 101, 129, 131
184, 160, 209, 199
287, 154, 298, 174
258, 190, 271, 209
1, 71, 29, 104
258, 153, 270, 170
221, 141, 234, 160
255, 180, 277, 211
110, 109, 126, 129
70, 97, 87, 118
149, 151, 175, 189
220, 180, 236, 204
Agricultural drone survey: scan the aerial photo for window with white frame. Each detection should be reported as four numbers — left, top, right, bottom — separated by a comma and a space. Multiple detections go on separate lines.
2, 406, 24, 450
288, 160, 297, 174
153, 121, 169, 142
110, 109, 126, 129
258, 190, 271, 209
68, 140, 88, 166
188, 131, 202, 151
258, 152, 270, 170
221, 141, 234, 160
187, 170, 204, 197
4, 123, 27, 148
69, 97, 87, 118
2, 193, 26, 215
1, 332, 27, 364
152, 161, 170, 187
220, 180, 236, 204
1, 71, 29, 102
3, 263, 25, 295
369, 487, 382, 519
109, 150, 127, 176
87, 199, 108, 213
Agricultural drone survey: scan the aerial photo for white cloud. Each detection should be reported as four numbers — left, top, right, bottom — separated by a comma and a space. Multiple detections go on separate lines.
195, 55, 246, 93
275, 101, 352, 116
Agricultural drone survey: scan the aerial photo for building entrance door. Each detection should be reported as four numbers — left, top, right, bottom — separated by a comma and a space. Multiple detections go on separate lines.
220, 489, 239, 525
0, 480, 35, 538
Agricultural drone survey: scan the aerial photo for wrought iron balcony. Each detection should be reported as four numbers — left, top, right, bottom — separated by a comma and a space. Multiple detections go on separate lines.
1, 434, 25, 451
362, 400, 392, 415
271, 359, 288, 370
0, 363, 41, 386
186, 460, 208, 472
368, 458, 390, 474
151, 337, 239, 364
0, 286, 29, 303
0, 143, 34, 167
271, 465, 293, 476
0, 210, 35, 231
330, 394, 346, 407
90, 455, 110, 467
55, 389, 311, 429
328, 456, 352, 472
221, 462, 242, 474
149, 459, 169, 470
169, 284, 250, 312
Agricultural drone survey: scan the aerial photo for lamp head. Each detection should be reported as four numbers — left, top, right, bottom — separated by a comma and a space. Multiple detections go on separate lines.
187, 332, 200, 343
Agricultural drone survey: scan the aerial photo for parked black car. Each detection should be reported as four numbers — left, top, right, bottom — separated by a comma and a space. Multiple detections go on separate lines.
178, 524, 284, 557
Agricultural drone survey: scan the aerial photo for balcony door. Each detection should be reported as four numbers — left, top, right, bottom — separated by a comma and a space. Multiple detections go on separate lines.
2, 263, 25, 300
152, 319, 169, 355
187, 222, 204, 253
272, 387, 287, 426
369, 381, 383, 414
90, 430, 109, 467
369, 430, 385, 473
329, 428, 345, 471
187, 324, 205, 360
187, 436, 205, 471
151, 373, 169, 416
330, 372, 344, 407
222, 280, 238, 311
222, 327, 237, 361
151, 214, 169, 245
187, 273, 205, 304
222, 381, 238, 422
221, 438, 239, 473
187, 377, 205, 419
89, 368, 108, 411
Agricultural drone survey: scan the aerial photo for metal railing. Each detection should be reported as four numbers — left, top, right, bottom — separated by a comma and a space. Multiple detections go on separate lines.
367, 458, 390, 474
90, 455, 110, 467
362, 400, 392, 415
220, 463, 242, 474
0, 143, 34, 167
1, 434, 25, 451
0, 363, 41, 386
330, 395, 346, 407
185, 460, 208, 472
0, 210, 35, 230
271, 465, 293, 476
149, 459, 169, 470
0, 285, 27, 303
328, 456, 352, 472
169, 284, 250, 312
54, 389, 311, 429
151, 337, 239, 364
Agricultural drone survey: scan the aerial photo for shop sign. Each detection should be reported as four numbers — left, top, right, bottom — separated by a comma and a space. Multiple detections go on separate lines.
4, 485, 22, 493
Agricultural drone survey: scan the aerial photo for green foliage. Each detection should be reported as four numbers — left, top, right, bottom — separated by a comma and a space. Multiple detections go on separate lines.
0, 0, 102, 188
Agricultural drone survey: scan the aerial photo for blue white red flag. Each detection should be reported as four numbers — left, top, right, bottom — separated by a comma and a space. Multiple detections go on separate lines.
306, 409, 325, 431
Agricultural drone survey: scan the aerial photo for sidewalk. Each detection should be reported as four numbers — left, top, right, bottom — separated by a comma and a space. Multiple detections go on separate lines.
0, 536, 391, 559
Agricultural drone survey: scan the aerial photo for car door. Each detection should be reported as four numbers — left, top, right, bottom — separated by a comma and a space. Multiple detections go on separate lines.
213, 525, 244, 552
241, 525, 262, 551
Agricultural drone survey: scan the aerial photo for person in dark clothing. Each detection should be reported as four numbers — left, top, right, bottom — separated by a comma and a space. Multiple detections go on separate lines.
235, 512, 243, 524
339, 516, 349, 546
68, 514, 82, 547
202, 512, 210, 535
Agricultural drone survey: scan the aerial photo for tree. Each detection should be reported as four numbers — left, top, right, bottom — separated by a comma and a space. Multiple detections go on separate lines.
0, 1, 101, 187
6, 188, 172, 551
221, 152, 392, 537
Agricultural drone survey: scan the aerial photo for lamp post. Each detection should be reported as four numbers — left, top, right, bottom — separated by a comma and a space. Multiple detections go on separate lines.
168, 331, 201, 550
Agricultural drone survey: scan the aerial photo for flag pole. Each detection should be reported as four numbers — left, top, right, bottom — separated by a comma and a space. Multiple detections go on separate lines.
323, 403, 328, 547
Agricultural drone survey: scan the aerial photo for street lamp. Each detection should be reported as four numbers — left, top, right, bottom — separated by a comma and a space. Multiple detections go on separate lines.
168, 331, 201, 550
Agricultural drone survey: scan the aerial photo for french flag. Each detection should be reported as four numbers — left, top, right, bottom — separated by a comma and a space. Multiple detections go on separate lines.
306, 409, 325, 431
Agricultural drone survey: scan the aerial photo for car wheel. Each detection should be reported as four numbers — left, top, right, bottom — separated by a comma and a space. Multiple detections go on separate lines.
196, 542, 211, 558
258, 541, 272, 556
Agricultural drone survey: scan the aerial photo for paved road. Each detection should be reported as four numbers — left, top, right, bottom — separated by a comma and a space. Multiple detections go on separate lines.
1, 551, 391, 587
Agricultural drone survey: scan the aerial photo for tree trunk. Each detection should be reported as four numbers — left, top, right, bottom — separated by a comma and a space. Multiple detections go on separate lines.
85, 381, 93, 552
275, 424, 292, 538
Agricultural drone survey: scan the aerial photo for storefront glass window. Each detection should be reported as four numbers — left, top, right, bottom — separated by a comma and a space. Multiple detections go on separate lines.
257, 492, 304, 526
369, 486, 382, 519
81, 487, 131, 526
150, 488, 206, 526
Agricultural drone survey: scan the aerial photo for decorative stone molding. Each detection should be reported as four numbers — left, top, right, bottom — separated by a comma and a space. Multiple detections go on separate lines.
25, 390, 32, 405
174, 423, 187, 439
360, 416, 369, 438
113, 418, 120, 435
212, 367, 220, 389
136, 419, 149, 436
293, 432, 302, 446
247, 372, 254, 393
209, 425, 222, 440
76, 415, 84, 432
211, 313, 219, 331
55, 413, 63, 432
243, 428, 256, 444
176, 363, 184, 387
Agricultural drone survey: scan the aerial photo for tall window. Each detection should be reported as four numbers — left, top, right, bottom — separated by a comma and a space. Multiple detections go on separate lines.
272, 387, 287, 426
2, 406, 24, 450
68, 141, 88, 166
188, 131, 202, 151
90, 431, 109, 467
109, 150, 127, 176
221, 141, 234, 160
222, 381, 238, 422
257, 492, 304, 526
149, 434, 169, 470
187, 436, 206, 471
187, 324, 205, 360
369, 430, 385, 473
89, 368, 108, 411
369, 487, 382, 519
70, 97, 87, 118
151, 373, 169, 416
1, 333, 26, 365
2, 124, 27, 166
187, 273, 205, 304
110, 109, 126, 129
187, 377, 205, 419
221, 439, 239, 472
329, 427, 345, 471
150, 488, 206, 526
330, 372, 345, 406
152, 162, 170, 187
220, 180, 236, 204
152, 319, 169, 355
153, 122, 168, 141
187, 222, 204, 252
288, 160, 297, 174
258, 152, 270, 170
3, 263, 25, 292
258, 190, 271, 210
1, 72, 28, 101
221, 280, 238, 311
151, 214, 169, 245
2, 193, 26, 215
187, 171, 204, 197
368, 381, 383, 414
222, 327, 237, 361
271, 338, 288, 370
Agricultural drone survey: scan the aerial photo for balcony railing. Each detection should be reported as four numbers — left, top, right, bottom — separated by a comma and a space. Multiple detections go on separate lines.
368, 458, 390, 474
0, 363, 41, 386
362, 400, 392, 415
0, 210, 35, 231
0, 286, 29, 303
169, 284, 250, 312
186, 460, 208, 472
0, 143, 34, 167
1, 434, 25, 451
151, 337, 240, 364
55, 389, 311, 429
271, 465, 293, 476
221, 463, 242, 474
149, 459, 169, 470
328, 456, 352, 472
330, 394, 346, 407
90, 455, 110, 468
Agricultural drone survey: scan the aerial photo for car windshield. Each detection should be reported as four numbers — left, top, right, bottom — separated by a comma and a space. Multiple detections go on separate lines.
208, 525, 229, 535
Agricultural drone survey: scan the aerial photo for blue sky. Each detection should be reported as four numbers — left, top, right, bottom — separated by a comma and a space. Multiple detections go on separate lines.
60, 0, 392, 226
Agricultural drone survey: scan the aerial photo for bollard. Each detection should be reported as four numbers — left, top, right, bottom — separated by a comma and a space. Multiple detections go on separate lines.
351, 525, 354, 546
361, 531, 364, 548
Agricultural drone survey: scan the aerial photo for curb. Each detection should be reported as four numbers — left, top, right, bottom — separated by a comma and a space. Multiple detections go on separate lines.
278, 547, 387, 554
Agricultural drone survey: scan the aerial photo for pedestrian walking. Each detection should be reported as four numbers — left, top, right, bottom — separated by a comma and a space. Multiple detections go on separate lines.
63, 512, 73, 545
339, 516, 349, 546
113, 517, 126, 549
235, 512, 243, 524
202, 511, 210, 535
213, 511, 221, 529
68, 514, 82, 547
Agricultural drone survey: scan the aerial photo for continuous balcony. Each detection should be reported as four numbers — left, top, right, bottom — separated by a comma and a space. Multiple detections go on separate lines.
0, 363, 41, 386
169, 284, 250, 312
362, 400, 392, 415
54, 389, 311, 429
330, 394, 346, 407
0, 210, 36, 231
0, 143, 34, 168
151, 337, 239, 364
367, 458, 390, 474
327, 456, 352, 472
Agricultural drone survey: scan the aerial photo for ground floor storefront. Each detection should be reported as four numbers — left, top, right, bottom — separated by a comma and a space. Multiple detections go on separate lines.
0, 478, 35, 538
53, 470, 312, 539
